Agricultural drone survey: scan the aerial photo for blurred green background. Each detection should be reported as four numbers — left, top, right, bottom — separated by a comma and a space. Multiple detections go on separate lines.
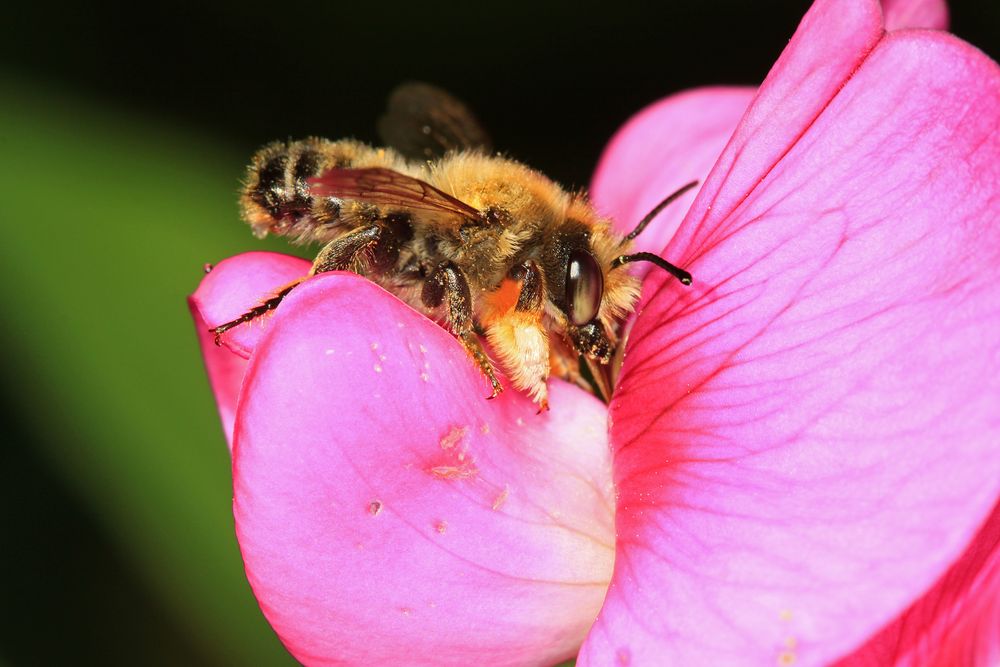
1, 1, 996, 665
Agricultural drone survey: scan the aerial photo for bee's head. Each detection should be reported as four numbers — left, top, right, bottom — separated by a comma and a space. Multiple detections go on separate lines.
541, 210, 641, 363
544, 192, 694, 363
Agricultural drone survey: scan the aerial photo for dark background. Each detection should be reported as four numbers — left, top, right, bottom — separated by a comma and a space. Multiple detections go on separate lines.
1, 1, 997, 665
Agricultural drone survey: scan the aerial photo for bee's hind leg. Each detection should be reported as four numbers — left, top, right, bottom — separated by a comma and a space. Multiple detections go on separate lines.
210, 225, 382, 345
210, 279, 302, 345
422, 261, 503, 399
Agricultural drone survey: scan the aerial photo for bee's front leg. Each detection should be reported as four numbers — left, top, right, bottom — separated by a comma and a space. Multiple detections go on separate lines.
211, 225, 381, 344
484, 261, 551, 411
422, 262, 504, 399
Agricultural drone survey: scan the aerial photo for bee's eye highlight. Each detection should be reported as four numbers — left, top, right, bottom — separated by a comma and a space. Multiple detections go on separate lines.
566, 250, 604, 326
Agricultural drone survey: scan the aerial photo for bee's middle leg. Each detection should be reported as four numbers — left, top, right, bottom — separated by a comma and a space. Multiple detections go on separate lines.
211, 225, 382, 344
310, 224, 383, 274
422, 262, 503, 399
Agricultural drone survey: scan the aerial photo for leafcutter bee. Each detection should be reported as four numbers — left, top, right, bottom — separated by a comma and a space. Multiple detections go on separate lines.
212, 83, 693, 409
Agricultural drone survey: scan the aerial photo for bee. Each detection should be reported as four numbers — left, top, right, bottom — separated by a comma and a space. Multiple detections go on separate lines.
211, 83, 693, 409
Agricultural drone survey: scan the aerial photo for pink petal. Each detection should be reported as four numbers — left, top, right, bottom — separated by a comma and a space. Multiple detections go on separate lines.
881, 0, 949, 31
233, 273, 615, 666
189, 251, 311, 448
667, 0, 883, 265
189, 299, 247, 450
192, 251, 311, 358
591, 87, 756, 257
836, 501, 1000, 665
584, 25, 1000, 667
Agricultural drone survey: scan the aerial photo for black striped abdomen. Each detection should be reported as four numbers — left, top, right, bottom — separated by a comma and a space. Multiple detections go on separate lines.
241, 138, 349, 241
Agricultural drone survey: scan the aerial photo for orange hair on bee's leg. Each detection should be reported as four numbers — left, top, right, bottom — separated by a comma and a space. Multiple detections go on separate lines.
482, 262, 551, 409
485, 310, 550, 409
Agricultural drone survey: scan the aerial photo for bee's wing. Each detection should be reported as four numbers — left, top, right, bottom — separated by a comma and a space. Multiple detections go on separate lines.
377, 82, 492, 161
309, 167, 483, 221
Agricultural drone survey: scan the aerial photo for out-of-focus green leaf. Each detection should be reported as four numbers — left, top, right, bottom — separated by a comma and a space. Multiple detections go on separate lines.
0, 74, 299, 665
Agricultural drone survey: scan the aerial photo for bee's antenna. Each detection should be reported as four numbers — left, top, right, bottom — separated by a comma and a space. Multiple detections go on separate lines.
623, 180, 699, 242
611, 252, 692, 285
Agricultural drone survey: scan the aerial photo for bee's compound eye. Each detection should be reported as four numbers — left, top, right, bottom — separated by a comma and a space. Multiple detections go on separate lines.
566, 250, 604, 326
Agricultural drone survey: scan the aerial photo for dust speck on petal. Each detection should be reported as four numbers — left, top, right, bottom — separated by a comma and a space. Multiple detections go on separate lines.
429, 464, 477, 480
439, 425, 468, 450
428, 425, 476, 480
367, 500, 383, 516
324, 348, 335, 355
516, 417, 524, 426
480, 423, 490, 434
435, 520, 448, 534
371, 342, 379, 350
616, 647, 631, 666
418, 343, 427, 354
492, 485, 509, 510
420, 372, 430, 382
777, 651, 796, 666
400, 607, 412, 617
374, 364, 383, 373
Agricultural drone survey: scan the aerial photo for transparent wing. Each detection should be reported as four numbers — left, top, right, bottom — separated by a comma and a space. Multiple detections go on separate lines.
377, 82, 492, 161
309, 167, 483, 220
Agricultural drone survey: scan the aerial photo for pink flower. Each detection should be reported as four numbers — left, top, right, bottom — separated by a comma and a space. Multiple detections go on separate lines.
190, 0, 1000, 663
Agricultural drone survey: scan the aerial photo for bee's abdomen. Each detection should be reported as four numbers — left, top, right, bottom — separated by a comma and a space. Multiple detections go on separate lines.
241, 138, 370, 242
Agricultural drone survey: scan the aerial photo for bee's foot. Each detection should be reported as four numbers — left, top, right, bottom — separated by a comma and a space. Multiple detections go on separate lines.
210, 321, 241, 346
535, 398, 550, 415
